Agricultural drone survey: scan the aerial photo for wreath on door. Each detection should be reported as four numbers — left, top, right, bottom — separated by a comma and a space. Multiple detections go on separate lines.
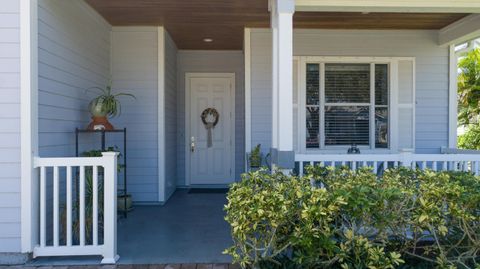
201, 108, 219, 148
201, 108, 220, 127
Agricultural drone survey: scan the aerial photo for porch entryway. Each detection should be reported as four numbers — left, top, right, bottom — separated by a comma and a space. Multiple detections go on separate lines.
118, 190, 232, 264
28, 190, 232, 266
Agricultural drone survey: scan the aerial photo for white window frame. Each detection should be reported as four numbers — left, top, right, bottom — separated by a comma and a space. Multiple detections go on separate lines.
297, 56, 412, 154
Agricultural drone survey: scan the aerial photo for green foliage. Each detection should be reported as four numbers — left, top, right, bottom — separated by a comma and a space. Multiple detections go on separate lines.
87, 83, 136, 118
249, 144, 263, 168
458, 125, 480, 150
458, 48, 480, 126
224, 167, 480, 269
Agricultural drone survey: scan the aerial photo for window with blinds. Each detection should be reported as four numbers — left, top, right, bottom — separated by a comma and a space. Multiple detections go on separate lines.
305, 62, 389, 149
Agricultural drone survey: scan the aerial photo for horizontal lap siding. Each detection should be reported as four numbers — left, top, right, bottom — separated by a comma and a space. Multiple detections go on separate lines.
38, 0, 111, 158
111, 27, 159, 202
250, 29, 449, 154
0, 0, 20, 253
176, 51, 245, 186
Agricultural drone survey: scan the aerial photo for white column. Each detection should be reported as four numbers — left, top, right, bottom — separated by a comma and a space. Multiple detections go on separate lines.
21, 0, 39, 253
270, 0, 295, 164
101, 152, 119, 264
270, 1, 279, 149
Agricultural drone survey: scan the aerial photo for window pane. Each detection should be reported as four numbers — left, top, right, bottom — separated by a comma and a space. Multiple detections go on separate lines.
375, 107, 388, 148
306, 107, 319, 148
325, 106, 369, 146
375, 64, 388, 105
306, 64, 319, 105
325, 64, 370, 103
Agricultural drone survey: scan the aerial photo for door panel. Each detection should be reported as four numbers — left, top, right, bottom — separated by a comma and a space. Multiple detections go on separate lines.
188, 75, 234, 185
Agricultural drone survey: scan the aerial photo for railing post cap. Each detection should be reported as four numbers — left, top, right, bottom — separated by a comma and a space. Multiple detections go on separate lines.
102, 152, 119, 157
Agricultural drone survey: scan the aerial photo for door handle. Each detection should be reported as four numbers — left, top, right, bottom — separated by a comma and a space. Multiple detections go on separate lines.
190, 136, 195, 153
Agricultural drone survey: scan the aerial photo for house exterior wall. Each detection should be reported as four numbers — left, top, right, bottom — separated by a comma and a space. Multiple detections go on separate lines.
0, 0, 22, 256
163, 30, 178, 201
38, 0, 111, 157
111, 27, 160, 203
250, 28, 449, 155
176, 50, 245, 186
37, 0, 111, 246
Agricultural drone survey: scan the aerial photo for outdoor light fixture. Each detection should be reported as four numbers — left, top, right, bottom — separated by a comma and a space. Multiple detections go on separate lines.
203, 38, 214, 43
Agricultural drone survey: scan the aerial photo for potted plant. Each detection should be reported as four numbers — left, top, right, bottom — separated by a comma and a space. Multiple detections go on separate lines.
81, 147, 132, 212
248, 144, 263, 170
86, 83, 135, 130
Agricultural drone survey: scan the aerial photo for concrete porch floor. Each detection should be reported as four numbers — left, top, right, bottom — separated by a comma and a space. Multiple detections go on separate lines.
117, 190, 232, 264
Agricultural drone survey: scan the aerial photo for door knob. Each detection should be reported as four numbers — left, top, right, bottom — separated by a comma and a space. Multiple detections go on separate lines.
190, 136, 195, 152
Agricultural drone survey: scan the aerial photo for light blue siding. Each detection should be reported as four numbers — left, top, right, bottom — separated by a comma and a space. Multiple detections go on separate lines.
0, 0, 21, 254
176, 50, 245, 186
111, 27, 159, 202
250, 29, 449, 154
38, 0, 111, 158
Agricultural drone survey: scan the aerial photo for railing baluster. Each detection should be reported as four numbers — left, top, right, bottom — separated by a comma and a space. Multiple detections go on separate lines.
53, 166, 59, 247
442, 161, 447, 171
432, 161, 437, 171
79, 165, 86, 246
475, 161, 479, 176
66, 166, 72, 247
383, 161, 387, 171
299, 162, 304, 177
362, 161, 366, 168
422, 161, 426, 170
373, 161, 377, 172
352, 161, 357, 170
93, 165, 99, 246
40, 166, 46, 247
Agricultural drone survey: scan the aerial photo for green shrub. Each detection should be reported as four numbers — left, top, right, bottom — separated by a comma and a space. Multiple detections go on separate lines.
224, 167, 480, 269
458, 125, 480, 150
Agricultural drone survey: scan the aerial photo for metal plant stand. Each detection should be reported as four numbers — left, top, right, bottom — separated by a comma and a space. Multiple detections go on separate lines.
75, 128, 128, 218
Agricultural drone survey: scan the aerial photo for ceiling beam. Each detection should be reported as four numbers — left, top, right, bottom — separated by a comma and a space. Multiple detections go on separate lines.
295, 0, 480, 13
438, 14, 480, 46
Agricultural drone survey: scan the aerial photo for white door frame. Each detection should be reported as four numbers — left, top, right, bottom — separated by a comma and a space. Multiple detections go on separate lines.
185, 72, 236, 186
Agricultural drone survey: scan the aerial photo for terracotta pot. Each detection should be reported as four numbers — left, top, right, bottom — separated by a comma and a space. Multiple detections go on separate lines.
87, 116, 114, 131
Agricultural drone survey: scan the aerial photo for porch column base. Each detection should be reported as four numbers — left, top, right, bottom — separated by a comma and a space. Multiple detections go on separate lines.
0, 252, 31, 265
270, 148, 295, 169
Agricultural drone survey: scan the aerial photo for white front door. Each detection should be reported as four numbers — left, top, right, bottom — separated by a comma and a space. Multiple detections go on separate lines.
186, 73, 235, 185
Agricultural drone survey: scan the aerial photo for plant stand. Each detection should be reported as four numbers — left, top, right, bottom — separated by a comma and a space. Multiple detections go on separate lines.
75, 128, 129, 218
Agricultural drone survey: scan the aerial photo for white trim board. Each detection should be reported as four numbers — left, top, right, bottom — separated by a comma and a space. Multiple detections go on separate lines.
20, 0, 39, 254
439, 14, 480, 46
295, 0, 480, 13
448, 45, 458, 148
157, 26, 166, 202
244, 28, 252, 162
184, 73, 236, 186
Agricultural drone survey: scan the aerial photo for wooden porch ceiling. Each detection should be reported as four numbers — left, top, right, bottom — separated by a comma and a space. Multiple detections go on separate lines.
85, 0, 468, 50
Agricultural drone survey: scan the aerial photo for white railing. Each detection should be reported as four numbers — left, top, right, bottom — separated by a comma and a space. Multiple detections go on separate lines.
295, 152, 480, 177
33, 152, 119, 264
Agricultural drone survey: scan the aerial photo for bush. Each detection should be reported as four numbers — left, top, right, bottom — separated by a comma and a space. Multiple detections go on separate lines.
458, 125, 480, 150
224, 167, 480, 269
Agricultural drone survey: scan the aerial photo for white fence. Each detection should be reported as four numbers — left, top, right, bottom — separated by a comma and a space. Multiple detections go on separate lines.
33, 152, 119, 264
295, 152, 480, 177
